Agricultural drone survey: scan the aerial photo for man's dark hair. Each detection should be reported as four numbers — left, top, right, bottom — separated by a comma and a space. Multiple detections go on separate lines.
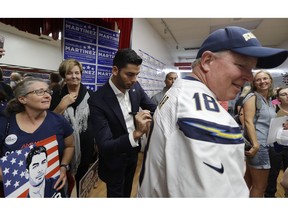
113, 48, 142, 71
26, 146, 47, 170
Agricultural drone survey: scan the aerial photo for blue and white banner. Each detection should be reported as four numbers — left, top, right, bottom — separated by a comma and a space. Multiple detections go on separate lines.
64, 19, 97, 44
97, 47, 116, 66
97, 65, 112, 84
98, 27, 119, 49
82, 64, 96, 83
63, 18, 119, 91
64, 39, 97, 64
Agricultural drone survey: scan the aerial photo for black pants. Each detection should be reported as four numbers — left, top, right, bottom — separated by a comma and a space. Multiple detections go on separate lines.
106, 154, 138, 198
265, 147, 288, 197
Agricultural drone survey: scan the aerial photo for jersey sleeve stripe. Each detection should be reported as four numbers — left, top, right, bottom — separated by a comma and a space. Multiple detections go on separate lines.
177, 118, 244, 145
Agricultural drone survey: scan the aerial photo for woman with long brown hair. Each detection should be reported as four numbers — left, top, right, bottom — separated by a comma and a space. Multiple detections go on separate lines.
0, 78, 74, 197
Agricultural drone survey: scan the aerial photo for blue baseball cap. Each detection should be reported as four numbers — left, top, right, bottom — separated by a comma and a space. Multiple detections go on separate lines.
196, 26, 288, 69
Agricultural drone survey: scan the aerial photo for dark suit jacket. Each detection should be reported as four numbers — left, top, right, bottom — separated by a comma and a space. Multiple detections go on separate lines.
88, 81, 156, 182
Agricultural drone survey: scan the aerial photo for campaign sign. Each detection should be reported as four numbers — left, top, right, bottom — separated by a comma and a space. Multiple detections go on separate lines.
64, 18, 97, 44
0, 135, 62, 198
33, 73, 50, 80
82, 64, 96, 84
97, 65, 112, 84
2, 70, 12, 77
98, 27, 119, 49
97, 47, 116, 66
83, 84, 96, 92
79, 159, 99, 198
64, 39, 97, 64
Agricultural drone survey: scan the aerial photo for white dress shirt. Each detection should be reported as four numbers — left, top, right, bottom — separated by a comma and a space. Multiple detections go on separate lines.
109, 78, 139, 147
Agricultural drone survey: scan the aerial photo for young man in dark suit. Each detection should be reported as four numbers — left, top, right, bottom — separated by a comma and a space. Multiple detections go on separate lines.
88, 48, 157, 197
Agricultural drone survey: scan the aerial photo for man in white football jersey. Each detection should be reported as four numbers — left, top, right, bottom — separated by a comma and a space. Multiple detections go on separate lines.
138, 26, 288, 197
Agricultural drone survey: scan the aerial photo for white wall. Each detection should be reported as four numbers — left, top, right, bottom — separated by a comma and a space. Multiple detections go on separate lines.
0, 28, 62, 71
279, 40, 288, 49
259, 39, 288, 77
131, 18, 176, 71
1, 19, 176, 73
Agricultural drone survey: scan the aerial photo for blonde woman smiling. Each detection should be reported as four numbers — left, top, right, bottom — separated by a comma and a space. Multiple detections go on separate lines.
242, 71, 276, 197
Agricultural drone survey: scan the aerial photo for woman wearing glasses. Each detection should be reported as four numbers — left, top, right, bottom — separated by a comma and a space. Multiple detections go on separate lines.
50, 59, 97, 197
265, 87, 288, 197
242, 70, 276, 197
0, 77, 75, 197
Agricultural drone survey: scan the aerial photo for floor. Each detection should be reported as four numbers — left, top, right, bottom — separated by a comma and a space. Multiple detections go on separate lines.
71, 153, 143, 198
275, 170, 285, 198
72, 152, 286, 198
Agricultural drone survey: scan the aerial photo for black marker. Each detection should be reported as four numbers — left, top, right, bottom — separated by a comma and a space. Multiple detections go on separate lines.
129, 112, 154, 115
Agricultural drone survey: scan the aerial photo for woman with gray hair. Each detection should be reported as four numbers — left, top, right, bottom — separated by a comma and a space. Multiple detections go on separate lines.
0, 77, 74, 197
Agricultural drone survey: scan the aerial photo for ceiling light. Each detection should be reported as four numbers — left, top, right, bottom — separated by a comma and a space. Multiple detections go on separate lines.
161, 19, 179, 48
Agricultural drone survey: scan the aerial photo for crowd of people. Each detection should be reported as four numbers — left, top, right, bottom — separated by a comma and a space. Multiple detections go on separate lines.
1, 26, 288, 198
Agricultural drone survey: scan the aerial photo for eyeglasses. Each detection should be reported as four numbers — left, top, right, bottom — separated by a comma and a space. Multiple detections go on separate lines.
25, 89, 53, 96
279, 93, 288, 97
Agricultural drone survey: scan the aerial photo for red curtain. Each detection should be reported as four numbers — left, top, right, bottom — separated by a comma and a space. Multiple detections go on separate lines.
42, 18, 63, 40
0, 18, 43, 36
101, 18, 133, 49
116, 18, 133, 49
0, 18, 133, 49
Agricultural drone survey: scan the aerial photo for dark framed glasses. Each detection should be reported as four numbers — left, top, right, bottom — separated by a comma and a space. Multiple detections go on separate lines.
25, 89, 53, 96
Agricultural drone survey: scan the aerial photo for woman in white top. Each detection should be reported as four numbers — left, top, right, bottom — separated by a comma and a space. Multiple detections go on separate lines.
265, 87, 288, 197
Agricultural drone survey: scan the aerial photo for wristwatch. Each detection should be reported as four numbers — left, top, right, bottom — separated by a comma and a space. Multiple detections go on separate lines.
60, 164, 70, 171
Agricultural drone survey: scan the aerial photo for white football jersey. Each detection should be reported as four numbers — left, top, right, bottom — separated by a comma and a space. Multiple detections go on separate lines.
138, 77, 249, 197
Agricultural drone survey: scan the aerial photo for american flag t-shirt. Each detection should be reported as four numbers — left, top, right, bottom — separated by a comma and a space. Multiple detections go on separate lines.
0, 135, 60, 198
